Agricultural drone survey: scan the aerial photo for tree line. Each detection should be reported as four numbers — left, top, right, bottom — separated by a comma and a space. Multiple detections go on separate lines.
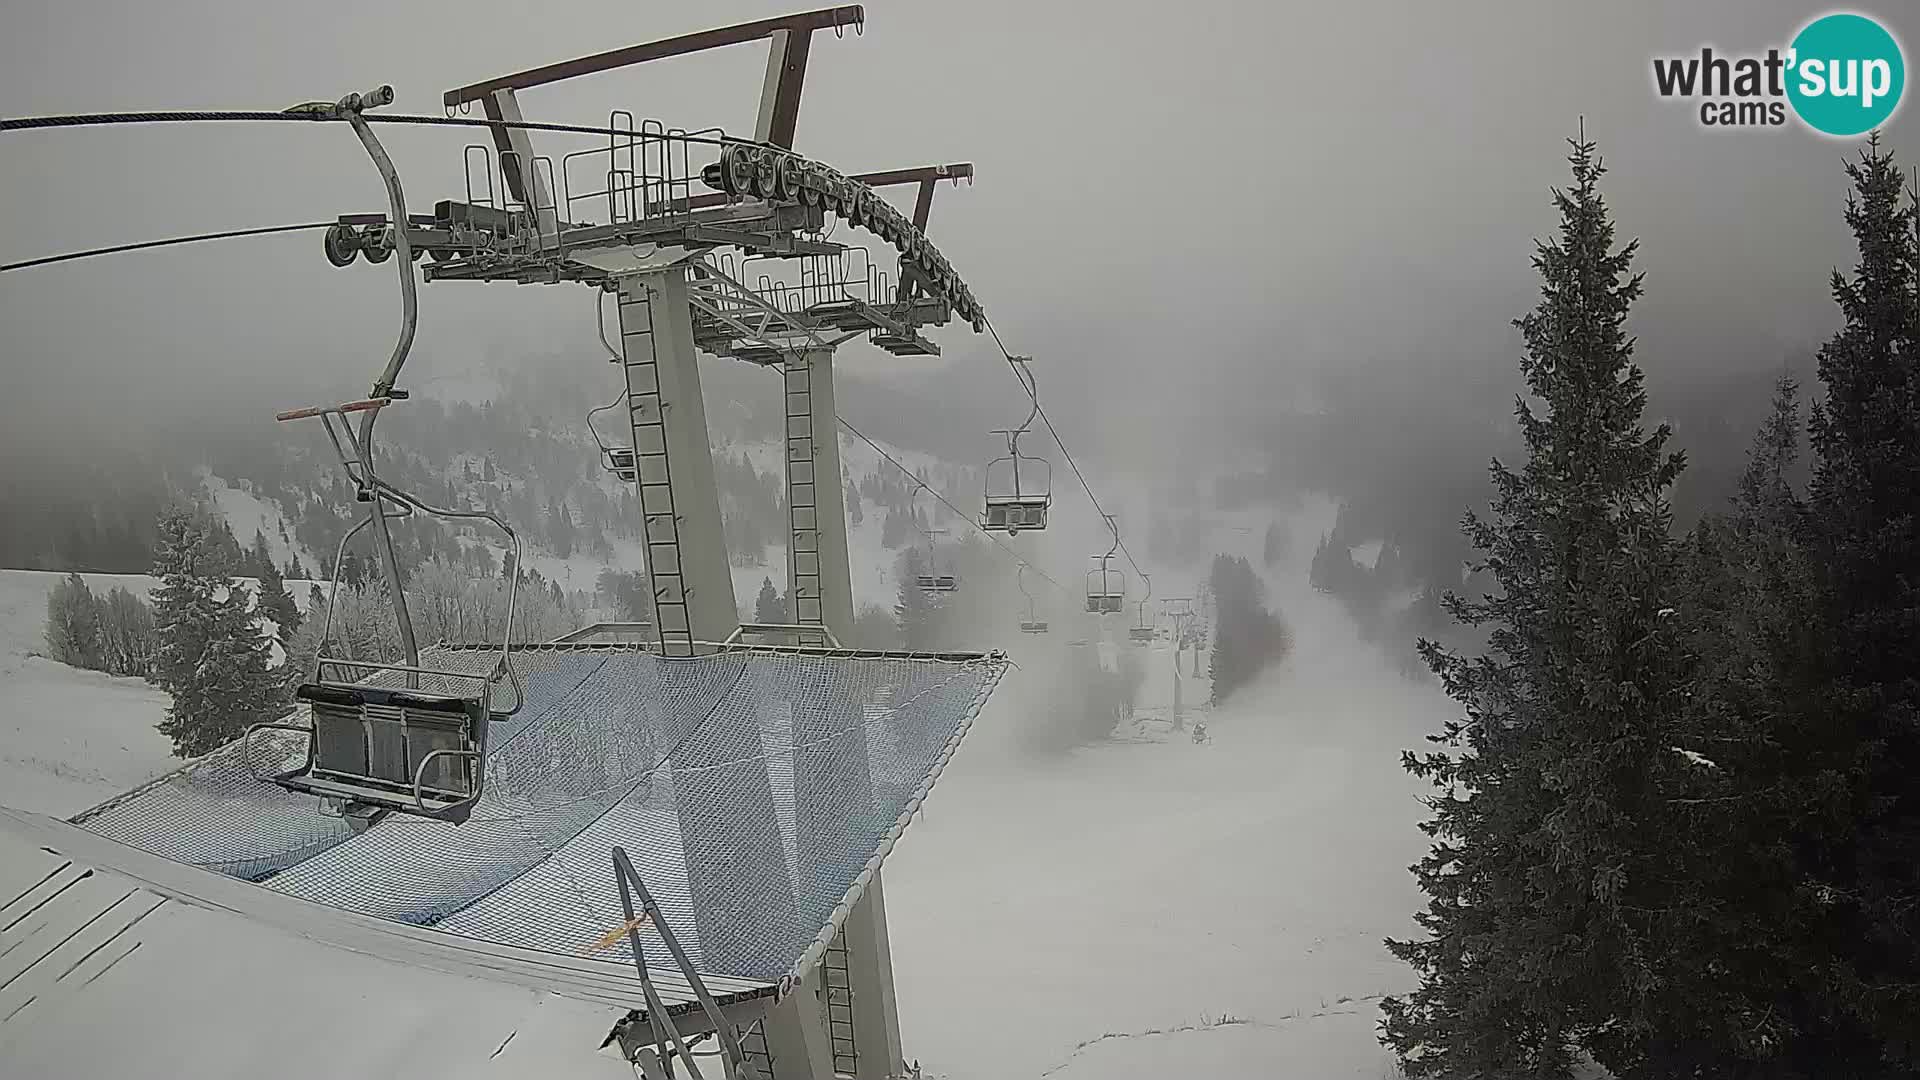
1383, 134, 1920, 1079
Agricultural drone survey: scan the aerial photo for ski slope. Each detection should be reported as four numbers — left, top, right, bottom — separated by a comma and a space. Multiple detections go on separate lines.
883, 500, 1437, 1078
0, 569, 177, 818
0, 497, 1443, 1077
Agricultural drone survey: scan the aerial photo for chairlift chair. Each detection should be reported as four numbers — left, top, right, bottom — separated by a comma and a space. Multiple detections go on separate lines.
588, 293, 638, 483
601, 445, 638, 484
915, 513, 960, 594
981, 432, 1051, 534
980, 359, 1051, 534
1017, 565, 1049, 633
1085, 557, 1127, 614
247, 398, 523, 825
1085, 515, 1127, 614
1128, 574, 1156, 644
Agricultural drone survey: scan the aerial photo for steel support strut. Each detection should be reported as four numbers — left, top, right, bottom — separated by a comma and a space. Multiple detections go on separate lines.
339, 86, 420, 675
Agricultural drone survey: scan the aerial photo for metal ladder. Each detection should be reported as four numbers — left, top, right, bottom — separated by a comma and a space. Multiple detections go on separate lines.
620, 279, 696, 657
783, 352, 830, 645
822, 927, 858, 1076
739, 1020, 774, 1078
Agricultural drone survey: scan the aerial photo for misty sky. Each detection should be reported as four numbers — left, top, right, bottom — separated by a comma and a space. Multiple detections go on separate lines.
0, 1, 1903, 465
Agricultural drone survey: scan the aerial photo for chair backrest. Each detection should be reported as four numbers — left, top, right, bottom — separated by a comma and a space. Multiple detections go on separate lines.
297, 683, 485, 798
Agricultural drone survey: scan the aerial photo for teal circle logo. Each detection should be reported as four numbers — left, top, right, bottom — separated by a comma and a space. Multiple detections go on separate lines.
1787, 13, 1905, 136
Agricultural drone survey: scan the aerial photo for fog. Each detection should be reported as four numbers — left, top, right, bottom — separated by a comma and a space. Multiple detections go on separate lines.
0, 1, 1877, 478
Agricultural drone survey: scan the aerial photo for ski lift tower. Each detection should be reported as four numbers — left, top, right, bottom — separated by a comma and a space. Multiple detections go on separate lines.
306, 9, 990, 1078
319, 6, 983, 660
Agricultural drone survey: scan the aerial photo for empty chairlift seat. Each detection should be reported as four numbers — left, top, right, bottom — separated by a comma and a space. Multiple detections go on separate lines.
1086, 559, 1126, 615
980, 426, 1051, 536
251, 393, 525, 825
290, 682, 488, 817
602, 445, 639, 484
981, 497, 1048, 534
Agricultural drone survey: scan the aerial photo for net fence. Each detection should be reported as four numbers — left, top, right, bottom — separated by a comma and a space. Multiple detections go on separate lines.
71, 644, 1005, 981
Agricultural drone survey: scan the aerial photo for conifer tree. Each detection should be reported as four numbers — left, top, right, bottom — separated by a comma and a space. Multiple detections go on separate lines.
250, 529, 274, 578
1643, 375, 1829, 1075
1781, 134, 1920, 1072
1383, 133, 1688, 1079
754, 576, 788, 624
1207, 554, 1286, 705
44, 571, 103, 669
257, 554, 302, 647
150, 507, 283, 757
894, 548, 938, 650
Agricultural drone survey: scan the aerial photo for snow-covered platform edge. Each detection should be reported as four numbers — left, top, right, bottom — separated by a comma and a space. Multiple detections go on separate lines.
0, 805, 773, 1015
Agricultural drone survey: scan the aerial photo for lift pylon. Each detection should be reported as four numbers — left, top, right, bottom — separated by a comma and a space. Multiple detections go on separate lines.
298, 10, 989, 1074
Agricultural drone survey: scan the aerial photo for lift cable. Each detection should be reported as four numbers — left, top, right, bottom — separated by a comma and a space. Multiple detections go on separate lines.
0, 108, 731, 145
1, 106, 1107, 604
835, 413, 1068, 594
0, 220, 337, 274
983, 317, 1148, 583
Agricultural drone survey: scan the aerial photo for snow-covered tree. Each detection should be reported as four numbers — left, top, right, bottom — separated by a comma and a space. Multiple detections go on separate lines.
256, 555, 301, 647
249, 529, 274, 579
44, 572, 103, 670
150, 507, 284, 758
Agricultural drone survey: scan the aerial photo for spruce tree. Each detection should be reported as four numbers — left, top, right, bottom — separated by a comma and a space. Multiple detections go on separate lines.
150, 507, 283, 757
1791, 134, 1920, 1072
44, 571, 103, 670
249, 529, 273, 578
257, 555, 302, 646
894, 548, 937, 650
1309, 533, 1334, 593
754, 576, 786, 624
1207, 553, 1286, 705
1383, 133, 1688, 1079
1647, 376, 1832, 1076
1262, 520, 1285, 565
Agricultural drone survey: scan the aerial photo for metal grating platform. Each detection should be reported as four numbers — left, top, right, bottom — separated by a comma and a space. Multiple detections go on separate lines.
65, 644, 1006, 989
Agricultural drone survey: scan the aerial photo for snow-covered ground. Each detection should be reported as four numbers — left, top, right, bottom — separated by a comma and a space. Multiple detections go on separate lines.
883, 498, 1438, 1079
0, 569, 177, 818
0, 494, 1445, 1077
203, 472, 319, 575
